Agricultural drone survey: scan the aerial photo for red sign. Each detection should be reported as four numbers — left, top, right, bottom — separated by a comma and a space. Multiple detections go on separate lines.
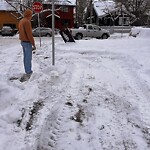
32, 2, 43, 13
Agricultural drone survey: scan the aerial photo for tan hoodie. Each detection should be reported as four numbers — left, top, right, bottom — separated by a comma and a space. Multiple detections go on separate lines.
18, 9, 35, 47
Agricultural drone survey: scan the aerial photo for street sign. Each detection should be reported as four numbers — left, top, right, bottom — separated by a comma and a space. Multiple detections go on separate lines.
32, 2, 43, 13
32, 2, 43, 47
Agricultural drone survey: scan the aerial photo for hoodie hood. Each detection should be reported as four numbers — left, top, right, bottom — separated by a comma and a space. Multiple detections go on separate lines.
24, 9, 32, 18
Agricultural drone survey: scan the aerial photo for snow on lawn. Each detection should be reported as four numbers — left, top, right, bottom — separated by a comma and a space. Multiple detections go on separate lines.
0, 30, 150, 150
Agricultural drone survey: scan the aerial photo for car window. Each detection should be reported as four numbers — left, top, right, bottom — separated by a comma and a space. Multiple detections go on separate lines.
33, 28, 51, 33
37, 29, 41, 32
93, 26, 100, 30
2, 26, 12, 30
83, 25, 86, 29
43, 29, 47, 32
88, 26, 93, 30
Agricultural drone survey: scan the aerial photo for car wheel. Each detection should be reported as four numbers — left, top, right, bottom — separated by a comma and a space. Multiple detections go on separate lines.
46, 34, 51, 37
75, 33, 83, 40
101, 34, 109, 39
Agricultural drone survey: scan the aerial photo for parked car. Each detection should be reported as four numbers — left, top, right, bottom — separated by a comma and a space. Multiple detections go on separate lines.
32, 27, 52, 37
1, 26, 15, 36
70, 24, 110, 40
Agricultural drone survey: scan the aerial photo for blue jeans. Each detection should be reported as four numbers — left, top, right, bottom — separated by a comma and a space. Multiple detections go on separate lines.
21, 41, 32, 74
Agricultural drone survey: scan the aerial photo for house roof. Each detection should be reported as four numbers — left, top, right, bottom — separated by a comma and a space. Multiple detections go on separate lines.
93, 0, 135, 18
0, 1, 16, 11
42, 0, 76, 6
93, 0, 116, 17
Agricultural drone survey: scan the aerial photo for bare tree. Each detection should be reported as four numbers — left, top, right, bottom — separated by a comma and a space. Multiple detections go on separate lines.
4, 0, 34, 19
76, 0, 91, 26
115, 0, 150, 25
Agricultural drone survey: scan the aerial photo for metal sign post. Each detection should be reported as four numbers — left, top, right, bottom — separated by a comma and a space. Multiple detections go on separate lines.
52, 0, 55, 65
37, 13, 41, 47
32, 2, 43, 47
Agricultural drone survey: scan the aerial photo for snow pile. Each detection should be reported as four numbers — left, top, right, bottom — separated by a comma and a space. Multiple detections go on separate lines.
130, 27, 150, 38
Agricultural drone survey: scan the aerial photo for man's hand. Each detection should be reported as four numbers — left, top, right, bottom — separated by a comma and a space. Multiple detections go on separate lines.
32, 46, 36, 54
32, 46, 36, 50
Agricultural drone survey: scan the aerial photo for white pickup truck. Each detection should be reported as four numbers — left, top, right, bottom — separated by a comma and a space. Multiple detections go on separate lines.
70, 24, 110, 40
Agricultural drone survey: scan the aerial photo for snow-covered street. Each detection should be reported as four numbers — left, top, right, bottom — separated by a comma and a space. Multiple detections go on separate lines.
0, 32, 150, 150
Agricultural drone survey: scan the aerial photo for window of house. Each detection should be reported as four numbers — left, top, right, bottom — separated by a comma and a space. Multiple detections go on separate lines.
104, 18, 108, 25
61, 6, 69, 12
61, 19, 70, 27
119, 17, 130, 25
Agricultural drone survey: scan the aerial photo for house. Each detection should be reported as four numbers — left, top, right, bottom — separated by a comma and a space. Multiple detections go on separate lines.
0, 1, 21, 30
0, 0, 76, 31
85, 0, 136, 26
40, 1, 75, 30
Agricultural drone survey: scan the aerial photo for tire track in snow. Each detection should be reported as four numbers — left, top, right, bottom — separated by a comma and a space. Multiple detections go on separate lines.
34, 54, 103, 150
35, 61, 84, 150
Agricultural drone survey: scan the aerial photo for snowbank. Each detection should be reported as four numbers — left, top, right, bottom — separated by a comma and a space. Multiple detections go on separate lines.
130, 27, 150, 38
